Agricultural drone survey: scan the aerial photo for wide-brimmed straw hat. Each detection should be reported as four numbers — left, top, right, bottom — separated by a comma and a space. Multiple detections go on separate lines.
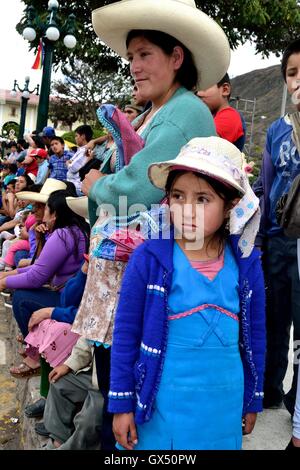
148, 137, 246, 195
16, 178, 67, 204
66, 196, 89, 221
124, 101, 144, 113
92, 0, 230, 90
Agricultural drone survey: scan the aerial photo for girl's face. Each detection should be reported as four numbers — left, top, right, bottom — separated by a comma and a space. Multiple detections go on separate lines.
32, 202, 45, 222
169, 172, 231, 244
127, 36, 183, 106
19, 224, 28, 239
286, 52, 300, 111
43, 204, 56, 231
15, 176, 26, 192
124, 106, 139, 123
6, 184, 15, 194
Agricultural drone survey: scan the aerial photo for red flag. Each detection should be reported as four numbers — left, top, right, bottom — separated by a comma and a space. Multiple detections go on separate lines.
32, 40, 44, 70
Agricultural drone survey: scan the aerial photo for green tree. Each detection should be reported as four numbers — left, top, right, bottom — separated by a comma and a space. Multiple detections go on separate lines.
17, 0, 300, 71
48, 96, 81, 131
50, 60, 132, 127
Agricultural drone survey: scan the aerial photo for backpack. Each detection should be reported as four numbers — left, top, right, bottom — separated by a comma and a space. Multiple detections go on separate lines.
276, 173, 300, 238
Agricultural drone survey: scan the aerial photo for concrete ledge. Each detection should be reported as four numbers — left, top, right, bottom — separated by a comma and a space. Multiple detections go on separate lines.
4, 302, 46, 450
21, 377, 48, 450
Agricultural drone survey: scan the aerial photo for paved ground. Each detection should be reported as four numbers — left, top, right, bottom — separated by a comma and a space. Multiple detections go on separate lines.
242, 339, 294, 450
0, 296, 295, 450
0, 301, 20, 449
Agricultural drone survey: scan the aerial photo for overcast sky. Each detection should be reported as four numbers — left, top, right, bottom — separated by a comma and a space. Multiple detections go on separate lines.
1, 0, 281, 92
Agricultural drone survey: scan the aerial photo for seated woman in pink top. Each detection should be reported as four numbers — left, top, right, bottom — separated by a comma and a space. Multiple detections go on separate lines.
0, 213, 36, 270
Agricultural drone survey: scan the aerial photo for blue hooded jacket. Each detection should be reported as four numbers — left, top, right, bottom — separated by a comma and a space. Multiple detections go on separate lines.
108, 234, 266, 424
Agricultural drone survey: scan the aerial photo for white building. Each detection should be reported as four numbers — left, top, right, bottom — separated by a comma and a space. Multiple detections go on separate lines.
0, 88, 41, 136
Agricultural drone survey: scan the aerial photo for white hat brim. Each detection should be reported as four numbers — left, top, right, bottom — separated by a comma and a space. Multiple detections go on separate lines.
16, 191, 48, 204
16, 178, 67, 204
148, 157, 245, 195
92, 0, 230, 90
66, 196, 89, 221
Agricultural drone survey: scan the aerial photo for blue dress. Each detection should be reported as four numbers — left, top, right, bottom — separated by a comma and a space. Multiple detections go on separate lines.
133, 242, 244, 450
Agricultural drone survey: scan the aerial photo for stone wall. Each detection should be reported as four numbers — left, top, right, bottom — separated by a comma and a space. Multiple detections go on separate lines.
1, 301, 47, 449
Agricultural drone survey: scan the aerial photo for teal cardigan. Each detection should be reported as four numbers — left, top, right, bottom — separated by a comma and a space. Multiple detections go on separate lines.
89, 87, 216, 217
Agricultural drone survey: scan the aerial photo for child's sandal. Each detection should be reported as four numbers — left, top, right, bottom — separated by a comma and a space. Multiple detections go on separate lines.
9, 362, 41, 378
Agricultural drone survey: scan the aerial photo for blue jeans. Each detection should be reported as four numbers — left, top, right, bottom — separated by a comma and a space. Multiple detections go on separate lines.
12, 288, 61, 337
0, 215, 10, 226
264, 234, 300, 405
94, 345, 115, 450
14, 250, 29, 267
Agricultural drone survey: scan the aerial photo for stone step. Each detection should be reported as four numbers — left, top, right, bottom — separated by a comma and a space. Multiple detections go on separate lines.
1, 299, 45, 449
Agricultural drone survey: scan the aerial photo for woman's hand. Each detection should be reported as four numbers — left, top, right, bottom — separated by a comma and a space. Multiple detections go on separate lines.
0, 269, 17, 280
113, 412, 138, 450
35, 223, 48, 234
242, 413, 257, 435
49, 364, 71, 383
81, 170, 105, 196
28, 307, 54, 331
81, 260, 89, 274
17, 259, 31, 268
0, 278, 6, 291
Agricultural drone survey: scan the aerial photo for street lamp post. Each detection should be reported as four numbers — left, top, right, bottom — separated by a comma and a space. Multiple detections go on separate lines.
11, 77, 39, 139
22, 0, 77, 133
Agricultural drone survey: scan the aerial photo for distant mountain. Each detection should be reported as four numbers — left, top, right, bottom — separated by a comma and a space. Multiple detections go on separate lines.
231, 65, 294, 168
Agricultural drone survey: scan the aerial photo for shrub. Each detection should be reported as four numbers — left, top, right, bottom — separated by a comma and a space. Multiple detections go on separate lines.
61, 128, 106, 144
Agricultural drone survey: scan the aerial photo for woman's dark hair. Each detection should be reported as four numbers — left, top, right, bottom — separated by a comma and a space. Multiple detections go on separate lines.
47, 190, 90, 257
8, 163, 17, 174
17, 139, 28, 149
75, 125, 93, 143
62, 180, 77, 197
27, 183, 43, 193
50, 136, 64, 146
32, 135, 46, 149
7, 179, 17, 188
165, 170, 240, 256
126, 30, 198, 90
281, 39, 300, 82
18, 173, 34, 189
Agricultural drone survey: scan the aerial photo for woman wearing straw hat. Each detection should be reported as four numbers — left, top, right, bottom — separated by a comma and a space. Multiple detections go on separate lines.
82, 0, 230, 212
67, 0, 231, 449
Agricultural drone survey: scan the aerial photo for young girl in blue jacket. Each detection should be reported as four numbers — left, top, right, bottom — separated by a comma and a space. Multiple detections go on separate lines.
109, 136, 266, 450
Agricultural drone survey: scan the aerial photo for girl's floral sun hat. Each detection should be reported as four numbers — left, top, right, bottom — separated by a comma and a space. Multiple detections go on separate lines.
148, 136, 261, 258
148, 136, 245, 195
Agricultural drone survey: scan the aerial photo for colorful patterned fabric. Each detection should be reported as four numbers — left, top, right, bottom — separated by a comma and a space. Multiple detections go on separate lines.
96, 104, 144, 172
91, 204, 170, 262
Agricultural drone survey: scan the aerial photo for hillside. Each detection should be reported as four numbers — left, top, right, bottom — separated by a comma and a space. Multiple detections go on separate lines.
231, 65, 295, 171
